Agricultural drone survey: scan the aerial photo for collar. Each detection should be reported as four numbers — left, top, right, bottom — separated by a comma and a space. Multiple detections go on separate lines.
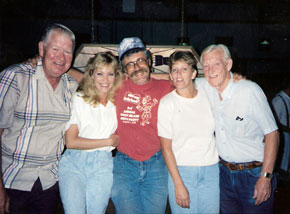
220, 72, 234, 101
35, 59, 68, 92
34, 59, 46, 80
35, 59, 68, 84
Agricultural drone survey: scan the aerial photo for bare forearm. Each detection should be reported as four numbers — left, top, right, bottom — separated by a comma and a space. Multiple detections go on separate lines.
65, 136, 110, 150
67, 68, 84, 83
65, 125, 118, 150
262, 130, 279, 173
253, 130, 279, 205
160, 138, 183, 186
160, 137, 190, 208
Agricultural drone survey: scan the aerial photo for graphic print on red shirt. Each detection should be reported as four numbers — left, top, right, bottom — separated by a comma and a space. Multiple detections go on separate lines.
116, 78, 173, 161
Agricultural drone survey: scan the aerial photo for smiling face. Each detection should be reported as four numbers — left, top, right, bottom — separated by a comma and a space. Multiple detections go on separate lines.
39, 31, 73, 83
202, 48, 232, 93
92, 65, 116, 97
123, 51, 150, 85
170, 60, 197, 93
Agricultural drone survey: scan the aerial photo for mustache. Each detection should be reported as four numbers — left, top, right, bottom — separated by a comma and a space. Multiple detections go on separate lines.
129, 68, 148, 78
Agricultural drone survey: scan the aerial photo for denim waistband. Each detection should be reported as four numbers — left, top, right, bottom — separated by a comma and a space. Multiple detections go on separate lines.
116, 150, 162, 162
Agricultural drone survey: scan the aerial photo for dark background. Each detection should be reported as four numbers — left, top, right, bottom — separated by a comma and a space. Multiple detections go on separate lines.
0, 0, 289, 98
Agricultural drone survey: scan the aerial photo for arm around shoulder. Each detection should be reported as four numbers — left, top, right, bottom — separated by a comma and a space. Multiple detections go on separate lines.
67, 68, 84, 84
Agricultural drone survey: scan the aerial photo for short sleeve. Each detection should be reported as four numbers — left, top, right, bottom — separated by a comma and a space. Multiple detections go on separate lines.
64, 93, 82, 131
0, 68, 20, 128
157, 95, 174, 139
249, 83, 278, 135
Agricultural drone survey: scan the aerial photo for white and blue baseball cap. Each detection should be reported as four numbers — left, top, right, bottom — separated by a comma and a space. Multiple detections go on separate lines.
117, 37, 145, 60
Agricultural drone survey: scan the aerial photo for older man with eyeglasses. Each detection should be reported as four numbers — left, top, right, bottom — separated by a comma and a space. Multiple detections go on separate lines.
111, 37, 173, 214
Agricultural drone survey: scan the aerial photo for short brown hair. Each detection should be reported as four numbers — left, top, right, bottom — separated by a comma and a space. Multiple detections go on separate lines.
169, 51, 197, 72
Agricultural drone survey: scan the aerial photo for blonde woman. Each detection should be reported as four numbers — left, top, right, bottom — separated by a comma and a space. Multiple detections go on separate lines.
58, 52, 122, 213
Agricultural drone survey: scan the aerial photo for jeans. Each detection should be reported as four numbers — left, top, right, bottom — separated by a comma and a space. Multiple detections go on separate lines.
168, 163, 219, 214
6, 178, 59, 214
111, 150, 168, 214
220, 163, 277, 214
58, 149, 113, 214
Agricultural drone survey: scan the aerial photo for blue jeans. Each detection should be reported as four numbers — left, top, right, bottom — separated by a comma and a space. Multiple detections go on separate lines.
111, 150, 168, 214
58, 149, 113, 214
168, 163, 219, 214
220, 163, 277, 214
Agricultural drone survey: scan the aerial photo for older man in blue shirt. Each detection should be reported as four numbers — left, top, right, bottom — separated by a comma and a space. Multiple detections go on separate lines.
199, 44, 279, 214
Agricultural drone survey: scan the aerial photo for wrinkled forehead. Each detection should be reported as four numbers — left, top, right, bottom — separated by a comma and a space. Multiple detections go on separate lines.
202, 49, 225, 63
45, 31, 73, 47
123, 51, 146, 63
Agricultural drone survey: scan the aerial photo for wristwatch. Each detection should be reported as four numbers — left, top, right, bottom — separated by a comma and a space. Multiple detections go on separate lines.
260, 172, 273, 179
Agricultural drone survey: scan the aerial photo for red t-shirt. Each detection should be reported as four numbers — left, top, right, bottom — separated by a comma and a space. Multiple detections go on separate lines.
116, 78, 173, 161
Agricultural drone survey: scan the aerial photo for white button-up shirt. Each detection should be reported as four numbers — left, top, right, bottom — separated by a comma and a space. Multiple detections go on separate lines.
197, 74, 277, 163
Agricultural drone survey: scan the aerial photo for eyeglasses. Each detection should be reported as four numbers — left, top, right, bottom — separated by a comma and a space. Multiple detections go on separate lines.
124, 58, 147, 70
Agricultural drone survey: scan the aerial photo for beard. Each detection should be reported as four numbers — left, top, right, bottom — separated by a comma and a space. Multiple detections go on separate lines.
129, 68, 149, 78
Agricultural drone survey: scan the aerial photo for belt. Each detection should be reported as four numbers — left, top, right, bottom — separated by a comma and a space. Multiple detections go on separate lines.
220, 158, 262, 171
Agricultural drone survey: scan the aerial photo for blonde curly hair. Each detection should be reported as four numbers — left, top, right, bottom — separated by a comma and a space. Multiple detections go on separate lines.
78, 51, 122, 107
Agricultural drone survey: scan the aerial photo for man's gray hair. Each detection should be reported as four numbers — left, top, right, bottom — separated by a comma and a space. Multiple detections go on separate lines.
200, 44, 231, 64
41, 23, 75, 52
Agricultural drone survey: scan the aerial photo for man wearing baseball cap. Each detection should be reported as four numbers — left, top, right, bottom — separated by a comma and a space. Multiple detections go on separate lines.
111, 37, 173, 213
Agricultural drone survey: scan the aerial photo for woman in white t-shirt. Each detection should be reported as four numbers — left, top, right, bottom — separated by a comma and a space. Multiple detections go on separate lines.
58, 52, 122, 213
158, 51, 219, 213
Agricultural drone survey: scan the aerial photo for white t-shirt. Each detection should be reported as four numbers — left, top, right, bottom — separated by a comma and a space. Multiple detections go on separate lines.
158, 86, 219, 166
65, 92, 117, 152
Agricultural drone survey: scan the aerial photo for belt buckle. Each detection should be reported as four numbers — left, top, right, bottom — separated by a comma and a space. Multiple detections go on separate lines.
237, 164, 244, 170
228, 163, 235, 171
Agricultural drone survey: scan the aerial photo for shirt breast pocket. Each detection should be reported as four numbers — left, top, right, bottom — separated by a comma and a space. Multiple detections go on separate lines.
232, 116, 248, 137
222, 111, 247, 137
